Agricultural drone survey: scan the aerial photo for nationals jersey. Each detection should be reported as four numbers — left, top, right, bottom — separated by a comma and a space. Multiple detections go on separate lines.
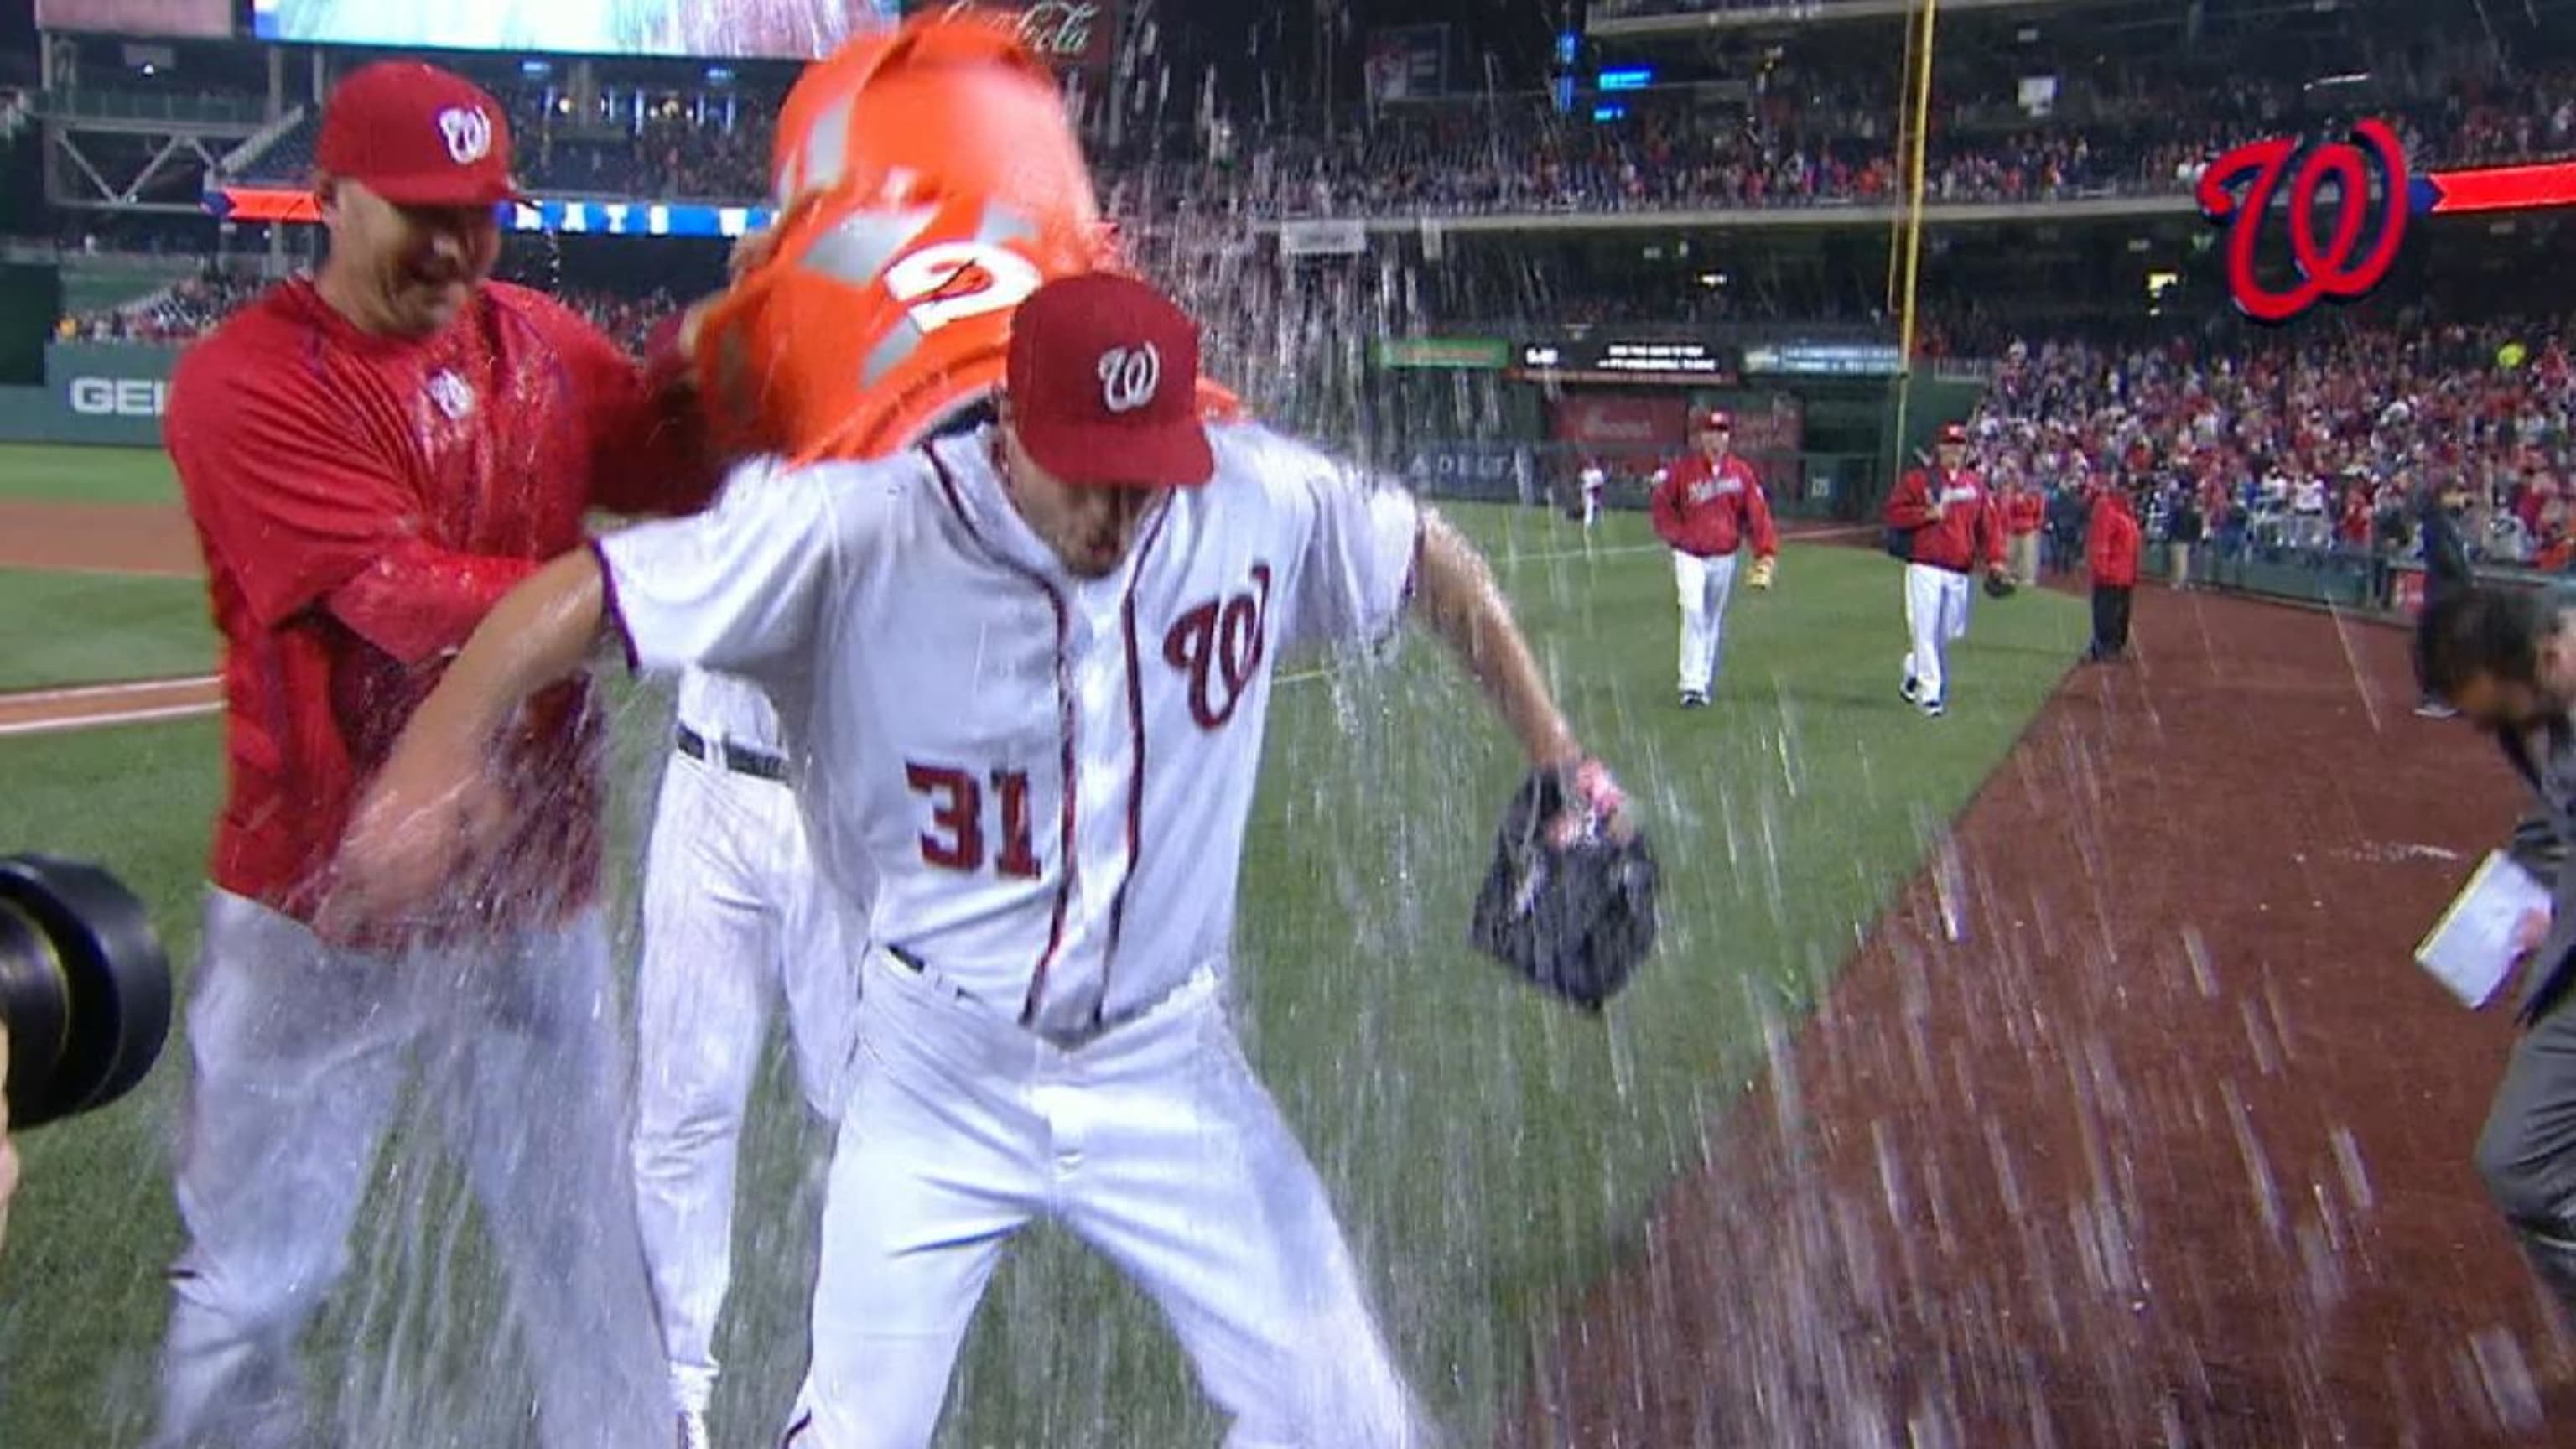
597, 421, 1420, 1035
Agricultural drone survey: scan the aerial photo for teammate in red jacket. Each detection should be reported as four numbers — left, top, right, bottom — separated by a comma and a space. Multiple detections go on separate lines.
1883, 421, 2007, 717
1650, 407, 1778, 707
2086, 483, 2143, 662
150, 62, 724, 1449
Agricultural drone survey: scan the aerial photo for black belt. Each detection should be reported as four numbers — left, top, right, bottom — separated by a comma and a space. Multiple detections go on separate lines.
675, 724, 787, 782
879, 943, 1156, 1051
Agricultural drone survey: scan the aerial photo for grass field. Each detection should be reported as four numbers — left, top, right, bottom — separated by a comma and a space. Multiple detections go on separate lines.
0, 444, 181, 506
0, 571, 216, 693
0, 452, 2086, 1447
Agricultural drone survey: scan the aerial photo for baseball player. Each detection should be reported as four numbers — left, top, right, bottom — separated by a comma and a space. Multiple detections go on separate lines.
150, 61, 722, 1449
1579, 457, 1607, 529
1649, 407, 1779, 708
333, 270, 1632, 1449
1883, 422, 2008, 717
634, 664, 866, 1449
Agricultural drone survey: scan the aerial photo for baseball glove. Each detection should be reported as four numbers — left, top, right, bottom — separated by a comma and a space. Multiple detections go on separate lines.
1469, 761, 1659, 1012
1982, 571, 2018, 600
1747, 555, 1777, 590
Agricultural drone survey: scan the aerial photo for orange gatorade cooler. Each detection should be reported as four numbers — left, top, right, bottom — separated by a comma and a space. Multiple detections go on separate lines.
693, 8, 1236, 464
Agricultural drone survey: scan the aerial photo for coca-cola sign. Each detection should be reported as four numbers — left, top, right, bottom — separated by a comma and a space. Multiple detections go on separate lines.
927, 1, 1117, 68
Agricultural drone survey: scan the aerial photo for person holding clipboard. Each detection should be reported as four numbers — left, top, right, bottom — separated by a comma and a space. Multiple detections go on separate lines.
2416, 554, 2576, 1332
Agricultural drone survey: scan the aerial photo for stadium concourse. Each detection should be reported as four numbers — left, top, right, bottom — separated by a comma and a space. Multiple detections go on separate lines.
13, 0, 2576, 1444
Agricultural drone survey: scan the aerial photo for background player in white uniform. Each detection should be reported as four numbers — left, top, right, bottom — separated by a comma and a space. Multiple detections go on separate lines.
1579, 458, 1607, 529
635, 664, 865, 1449
335, 272, 1633, 1449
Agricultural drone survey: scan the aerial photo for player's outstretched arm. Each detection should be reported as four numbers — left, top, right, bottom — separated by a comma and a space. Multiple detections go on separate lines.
1410, 511, 1630, 839
325, 549, 614, 925
1410, 510, 1577, 770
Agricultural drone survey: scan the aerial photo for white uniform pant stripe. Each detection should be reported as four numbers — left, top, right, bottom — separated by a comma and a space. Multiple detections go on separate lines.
632, 746, 864, 1418
783, 949, 1421, 1449
1902, 562, 1971, 704
151, 889, 666, 1449
1673, 550, 1740, 696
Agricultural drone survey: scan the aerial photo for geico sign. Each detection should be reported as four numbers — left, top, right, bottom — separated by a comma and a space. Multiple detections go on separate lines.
67, 377, 168, 417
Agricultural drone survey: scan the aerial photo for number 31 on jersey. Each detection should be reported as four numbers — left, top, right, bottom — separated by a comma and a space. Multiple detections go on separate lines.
906, 762, 1041, 878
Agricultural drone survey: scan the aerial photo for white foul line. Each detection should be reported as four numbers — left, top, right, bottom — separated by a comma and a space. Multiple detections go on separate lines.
0, 699, 223, 738
0, 673, 221, 705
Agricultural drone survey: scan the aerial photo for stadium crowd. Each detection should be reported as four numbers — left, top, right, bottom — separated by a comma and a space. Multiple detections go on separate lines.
59, 273, 674, 355
1966, 317, 2576, 587
205, 59, 2576, 216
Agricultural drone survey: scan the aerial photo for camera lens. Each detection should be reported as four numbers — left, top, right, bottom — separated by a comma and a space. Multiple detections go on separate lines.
0, 854, 174, 1132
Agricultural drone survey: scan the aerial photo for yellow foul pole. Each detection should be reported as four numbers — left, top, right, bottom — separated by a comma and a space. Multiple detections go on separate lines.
1889, 0, 1940, 468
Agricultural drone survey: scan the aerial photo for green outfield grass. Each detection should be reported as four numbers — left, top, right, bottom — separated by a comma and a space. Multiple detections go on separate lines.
0, 504, 2085, 1447
0, 570, 217, 693
0, 444, 181, 506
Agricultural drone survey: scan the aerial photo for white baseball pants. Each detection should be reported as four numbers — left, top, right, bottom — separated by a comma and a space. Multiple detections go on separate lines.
779, 948, 1422, 1449
633, 745, 864, 1419
152, 889, 666, 1449
1902, 561, 1973, 705
1674, 549, 1740, 696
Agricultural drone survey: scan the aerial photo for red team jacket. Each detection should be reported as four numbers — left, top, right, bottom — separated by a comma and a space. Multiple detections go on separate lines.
1883, 465, 2006, 574
2086, 490, 2143, 587
2004, 486, 2045, 537
164, 278, 719, 931
1650, 453, 1778, 559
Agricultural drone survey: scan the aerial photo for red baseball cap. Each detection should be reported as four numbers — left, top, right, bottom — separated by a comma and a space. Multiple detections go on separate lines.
1937, 422, 1970, 444
1006, 273, 1214, 488
316, 62, 525, 209
1693, 408, 1733, 432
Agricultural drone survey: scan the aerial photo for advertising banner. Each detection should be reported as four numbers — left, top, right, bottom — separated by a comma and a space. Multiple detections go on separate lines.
1548, 392, 1688, 454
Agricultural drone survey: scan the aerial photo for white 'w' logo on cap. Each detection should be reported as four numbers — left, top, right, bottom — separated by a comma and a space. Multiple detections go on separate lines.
438, 106, 492, 165
1098, 344, 1161, 414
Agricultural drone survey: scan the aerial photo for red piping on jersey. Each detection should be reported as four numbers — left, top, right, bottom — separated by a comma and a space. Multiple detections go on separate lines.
1097, 496, 1176, 1025
925, 444, 1078, 1025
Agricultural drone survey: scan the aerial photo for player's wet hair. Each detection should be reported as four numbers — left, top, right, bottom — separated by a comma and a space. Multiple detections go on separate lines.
2417, 584, 2559, 702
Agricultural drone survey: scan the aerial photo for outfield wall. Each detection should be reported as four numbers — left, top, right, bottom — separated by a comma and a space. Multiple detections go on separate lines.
0, 343, 176, 449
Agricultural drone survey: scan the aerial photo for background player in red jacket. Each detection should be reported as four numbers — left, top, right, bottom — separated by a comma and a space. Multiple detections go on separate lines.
150, 62, 724, 1449
1650, 407, 1779, 707
2002, 471, 2045, 586
1883, 421, 2008, 717
2086, 482, 2144, 662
